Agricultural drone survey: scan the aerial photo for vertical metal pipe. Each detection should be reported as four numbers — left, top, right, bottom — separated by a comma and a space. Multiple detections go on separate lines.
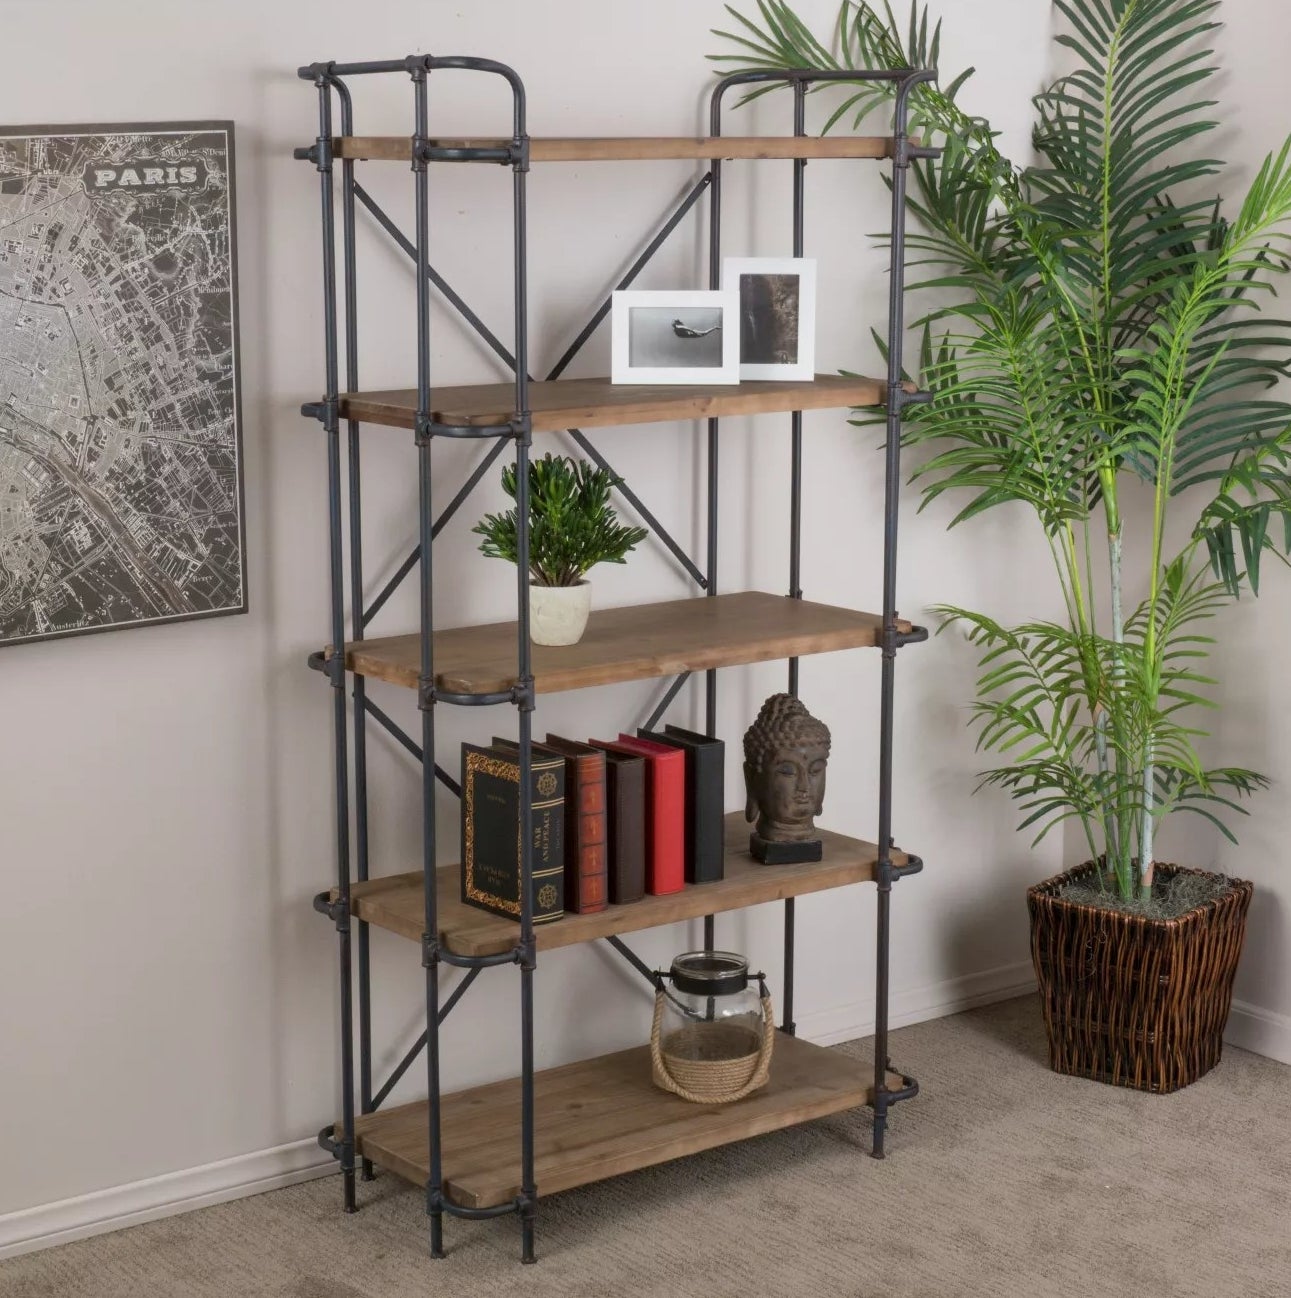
702, 91, 725, 957
332, 74, 375, 1185
314, 74, 357, 1215
788, 80, 806, 694
782, 896, 796, 1034
704, 97, 723, 738
510, 76, 538, 1269
409, 61, 446, 1255
872, 77, 916, 1161
783, 79, 807, 1036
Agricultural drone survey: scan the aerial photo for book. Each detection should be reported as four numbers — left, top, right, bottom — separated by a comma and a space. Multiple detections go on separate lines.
460, 743, 565, 924
638, 724, 726, 884
551, 737, 645, 905
494, 737, 608, 914
592, 735, 685, 895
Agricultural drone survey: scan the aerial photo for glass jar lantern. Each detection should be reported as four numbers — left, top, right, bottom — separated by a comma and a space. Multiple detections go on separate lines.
651, 951, 774, 1104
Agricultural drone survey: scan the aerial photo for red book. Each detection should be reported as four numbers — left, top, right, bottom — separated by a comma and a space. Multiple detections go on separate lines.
591, 735, 685, 896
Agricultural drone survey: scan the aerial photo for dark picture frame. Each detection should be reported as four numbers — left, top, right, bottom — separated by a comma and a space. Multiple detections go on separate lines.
0, 121, 246, 648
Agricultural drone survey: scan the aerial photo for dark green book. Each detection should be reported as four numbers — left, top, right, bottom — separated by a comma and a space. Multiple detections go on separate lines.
460, 742, 565, 924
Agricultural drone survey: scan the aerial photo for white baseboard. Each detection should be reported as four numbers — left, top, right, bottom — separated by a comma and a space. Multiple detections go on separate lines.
794, 960, 1038, 1047
1, 964, 1030, 1263
1225, 997, 1291, 1065
0, 1137, 335, 1262
6, 968, 1275, 1264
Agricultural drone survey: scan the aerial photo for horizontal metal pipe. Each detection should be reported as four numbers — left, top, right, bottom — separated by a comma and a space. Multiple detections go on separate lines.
439, 946, 522, 970
891, 854, 924, 880
423, 420, 523, 439
886, 1073, 920, 1105
715, 67, 927, 88
423, 146, 514, 164
436, 687, 522, 708
301, 54, 527, 80
442, 1199, 522, 1222
298, 58, 409, 79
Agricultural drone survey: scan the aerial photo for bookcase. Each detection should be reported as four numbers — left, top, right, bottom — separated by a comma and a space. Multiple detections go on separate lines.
297, 53, 938, 1264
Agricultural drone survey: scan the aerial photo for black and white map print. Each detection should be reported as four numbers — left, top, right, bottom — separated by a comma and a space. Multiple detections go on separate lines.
0, 122, 244, 646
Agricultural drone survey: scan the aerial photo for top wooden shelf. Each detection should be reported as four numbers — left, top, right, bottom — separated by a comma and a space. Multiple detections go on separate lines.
341, 374, 891, 434
333, 135, 898, 163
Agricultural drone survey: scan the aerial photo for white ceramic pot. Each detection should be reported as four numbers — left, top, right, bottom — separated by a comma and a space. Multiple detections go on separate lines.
529, 580, 591, 646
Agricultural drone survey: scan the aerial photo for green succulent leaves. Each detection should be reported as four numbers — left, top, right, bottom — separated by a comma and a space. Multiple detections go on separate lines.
473, 454, 649, 588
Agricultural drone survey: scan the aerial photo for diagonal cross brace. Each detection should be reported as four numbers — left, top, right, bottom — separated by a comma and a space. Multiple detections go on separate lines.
351, 173, 714, 621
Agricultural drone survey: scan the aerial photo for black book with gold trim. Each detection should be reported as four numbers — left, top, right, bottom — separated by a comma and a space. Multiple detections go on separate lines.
460, 742, 565, 923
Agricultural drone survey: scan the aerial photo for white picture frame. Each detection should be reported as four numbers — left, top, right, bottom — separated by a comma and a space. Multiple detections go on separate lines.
611, 289, 741, 385
722, 256, 817, 381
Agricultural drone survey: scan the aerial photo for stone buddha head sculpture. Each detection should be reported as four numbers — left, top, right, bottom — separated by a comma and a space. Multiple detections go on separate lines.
742, 693, 831, 845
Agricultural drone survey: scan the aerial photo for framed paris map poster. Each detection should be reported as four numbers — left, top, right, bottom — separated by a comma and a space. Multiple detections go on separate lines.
0, 121, 245, 646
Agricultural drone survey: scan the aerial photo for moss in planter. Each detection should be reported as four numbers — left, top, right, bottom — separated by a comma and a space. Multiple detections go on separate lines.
1058, 869, 1233, 921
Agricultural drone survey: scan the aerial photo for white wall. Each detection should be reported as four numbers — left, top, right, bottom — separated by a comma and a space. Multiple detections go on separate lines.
1149, 3, 1291, 1063
19, 0, 1256, 1256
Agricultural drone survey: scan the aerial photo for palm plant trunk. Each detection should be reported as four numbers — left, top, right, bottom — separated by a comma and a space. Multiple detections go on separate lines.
1104, 492, 1135, 899
1140, 744, 1156, 894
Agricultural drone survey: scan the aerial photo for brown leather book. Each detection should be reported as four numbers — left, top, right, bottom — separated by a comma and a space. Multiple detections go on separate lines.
552, 736, 644, 905
543, 735, 609, 914
495, 736, 608, 914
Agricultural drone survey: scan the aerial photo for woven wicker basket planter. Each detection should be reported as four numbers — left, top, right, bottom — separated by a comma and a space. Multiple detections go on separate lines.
1028, 864, 1253, 1093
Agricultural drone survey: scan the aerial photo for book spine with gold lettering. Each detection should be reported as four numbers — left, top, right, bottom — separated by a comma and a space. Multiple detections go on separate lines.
460, 743, 565, 923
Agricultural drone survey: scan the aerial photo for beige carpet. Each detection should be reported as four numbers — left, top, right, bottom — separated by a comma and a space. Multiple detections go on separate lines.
4, 996, 1289, 1298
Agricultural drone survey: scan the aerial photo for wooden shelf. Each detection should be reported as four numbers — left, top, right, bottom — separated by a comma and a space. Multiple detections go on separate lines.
348, 811, 908, 957
340, 373, 892, 433
333, 135, 898, 163
354, 1031, 900, 1208
341, 591, 907, 695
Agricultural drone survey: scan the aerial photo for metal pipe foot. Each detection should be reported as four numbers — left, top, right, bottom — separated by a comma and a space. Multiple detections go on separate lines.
871, 1110, 888, 1160
361, 1158, 375, 1182
521, 1198, 538, 1264
430, 1211, 446, 1260
343, 1168, 357, 1212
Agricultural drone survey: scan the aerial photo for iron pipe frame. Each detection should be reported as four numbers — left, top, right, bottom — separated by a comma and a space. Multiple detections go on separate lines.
300, 55, 936, 1263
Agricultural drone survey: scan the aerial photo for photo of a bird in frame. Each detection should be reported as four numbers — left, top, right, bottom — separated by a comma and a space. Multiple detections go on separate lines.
671, 317, 723, 339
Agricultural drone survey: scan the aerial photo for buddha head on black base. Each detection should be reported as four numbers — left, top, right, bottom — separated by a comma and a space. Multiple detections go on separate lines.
742, 693, 831, 844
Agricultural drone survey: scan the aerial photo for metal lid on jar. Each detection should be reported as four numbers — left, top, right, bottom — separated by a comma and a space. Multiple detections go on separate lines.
668, 950, 749, 998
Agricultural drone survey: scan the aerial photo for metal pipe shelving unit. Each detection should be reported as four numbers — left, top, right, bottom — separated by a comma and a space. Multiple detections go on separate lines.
298, 53, 938, 1265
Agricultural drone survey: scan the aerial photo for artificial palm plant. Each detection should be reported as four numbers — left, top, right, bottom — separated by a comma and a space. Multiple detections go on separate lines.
713, 0, 1291, 908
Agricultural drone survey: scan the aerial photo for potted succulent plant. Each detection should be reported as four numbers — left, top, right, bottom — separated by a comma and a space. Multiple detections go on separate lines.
714, 0, 1291, 1090
473, 452, 648, 646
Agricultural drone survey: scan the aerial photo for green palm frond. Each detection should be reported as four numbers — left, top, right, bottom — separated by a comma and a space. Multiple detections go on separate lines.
712, 1, 1291, 901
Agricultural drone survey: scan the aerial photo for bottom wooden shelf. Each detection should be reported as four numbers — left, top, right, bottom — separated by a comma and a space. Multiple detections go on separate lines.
353, 1032, 896, 1209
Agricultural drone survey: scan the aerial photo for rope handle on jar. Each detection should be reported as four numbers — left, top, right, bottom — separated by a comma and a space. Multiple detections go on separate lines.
650, 975, 775, 1105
